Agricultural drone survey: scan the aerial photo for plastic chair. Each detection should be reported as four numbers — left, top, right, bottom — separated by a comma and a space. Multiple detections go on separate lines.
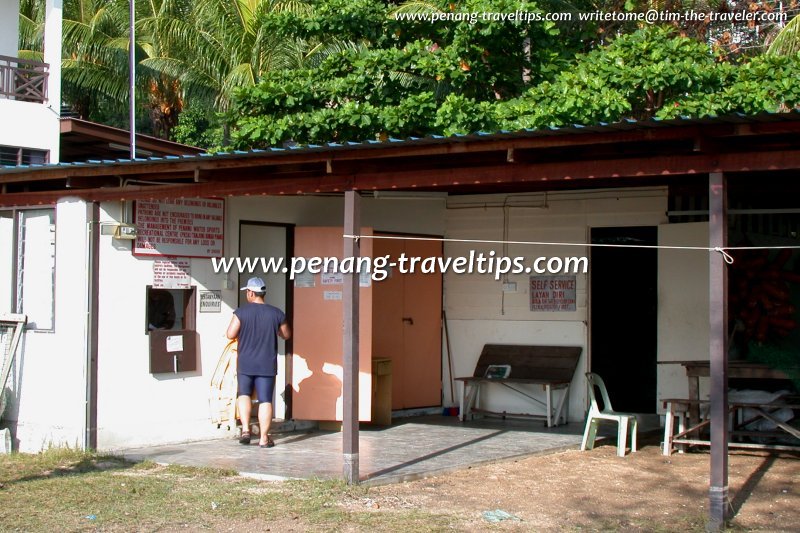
580, 372, 638, 457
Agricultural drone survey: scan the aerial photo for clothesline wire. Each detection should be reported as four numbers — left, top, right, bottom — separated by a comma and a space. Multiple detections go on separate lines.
343, 234, 800, 266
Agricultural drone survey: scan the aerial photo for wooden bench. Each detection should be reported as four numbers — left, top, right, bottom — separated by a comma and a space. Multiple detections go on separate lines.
455, 344, 582, 427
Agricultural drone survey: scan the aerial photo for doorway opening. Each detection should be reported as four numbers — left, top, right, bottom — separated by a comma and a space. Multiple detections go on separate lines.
590, 226, 658, 413
238, 221, 294, 419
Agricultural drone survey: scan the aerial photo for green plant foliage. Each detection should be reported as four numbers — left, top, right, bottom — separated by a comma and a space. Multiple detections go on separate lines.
232, 21, 800, 146
658, 52, 800, 118
767, 14, 800, 57
748, 342, 800, 392
501, 25, 725, 129
263, 0, 391, 45
434, 93, 499, 135
229, 0, 588, 146
171, 105, 224, 150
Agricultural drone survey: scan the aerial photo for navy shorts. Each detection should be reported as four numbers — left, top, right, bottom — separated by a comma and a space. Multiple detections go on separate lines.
237, 374, 276, 404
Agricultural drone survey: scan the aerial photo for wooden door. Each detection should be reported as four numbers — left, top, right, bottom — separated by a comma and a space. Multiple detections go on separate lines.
291, 227, 373, 421
371, 238, 405, 390
373, 236, 442, 410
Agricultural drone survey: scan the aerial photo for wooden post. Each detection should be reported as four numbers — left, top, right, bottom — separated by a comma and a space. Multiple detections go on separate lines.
342, 190, 360, 484
708, 171, 729, 530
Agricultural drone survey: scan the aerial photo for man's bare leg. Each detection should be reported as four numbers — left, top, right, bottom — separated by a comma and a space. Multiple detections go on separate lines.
258, 402, 273, 446
237, 395, 252, 442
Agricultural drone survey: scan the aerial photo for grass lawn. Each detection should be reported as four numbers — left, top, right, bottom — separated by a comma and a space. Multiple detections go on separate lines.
0, 448, 450, 532
3, 442, 797, 532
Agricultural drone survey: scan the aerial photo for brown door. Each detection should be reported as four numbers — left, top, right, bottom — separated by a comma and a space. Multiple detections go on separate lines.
291, 227, 373, 422
373, 235, 442, 410
371, 238, 405, 395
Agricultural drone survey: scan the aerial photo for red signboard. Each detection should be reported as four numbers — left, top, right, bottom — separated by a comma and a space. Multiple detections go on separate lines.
134, 198, 224, 257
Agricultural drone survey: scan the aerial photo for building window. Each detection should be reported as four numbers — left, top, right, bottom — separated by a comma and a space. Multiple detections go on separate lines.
0, 145, 49, 166
0, 212, 13, 314
145, 286, 195, 333
146, 286, 198, 374
0, 209, 56, 330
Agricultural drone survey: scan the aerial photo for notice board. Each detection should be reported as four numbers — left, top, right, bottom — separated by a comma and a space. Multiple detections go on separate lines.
530, 275, 577, 312
134, 198, 224, 257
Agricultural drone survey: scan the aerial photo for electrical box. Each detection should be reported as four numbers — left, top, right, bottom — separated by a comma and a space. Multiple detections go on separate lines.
114, 223, 138, 240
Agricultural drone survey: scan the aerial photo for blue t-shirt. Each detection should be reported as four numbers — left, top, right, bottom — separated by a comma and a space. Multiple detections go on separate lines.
234, 303, 286, 376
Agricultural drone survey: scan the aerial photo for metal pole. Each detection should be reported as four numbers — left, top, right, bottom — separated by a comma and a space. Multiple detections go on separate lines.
342, 190, 361, 484
129, 0, 136, 160
708, 171, 729, 530
84, 202, 99, 450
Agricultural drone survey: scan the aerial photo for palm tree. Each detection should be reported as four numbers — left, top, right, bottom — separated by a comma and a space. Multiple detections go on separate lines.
18, 0, 45, 61
60, 0, 193, 138
143, 0, 313, 116
767, 13, 800, 56
135, 0, 194, 138
60, 0, 135, 123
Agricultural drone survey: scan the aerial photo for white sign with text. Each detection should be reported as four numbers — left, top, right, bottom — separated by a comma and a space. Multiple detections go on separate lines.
135, 198, 224, 257
153, 258, 191, 289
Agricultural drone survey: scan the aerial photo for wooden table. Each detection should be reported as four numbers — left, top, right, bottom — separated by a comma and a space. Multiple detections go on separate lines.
661, 361, 799, 455
662, 397, 800, 455
681, 360, 791, 402
680, 361, 793, 427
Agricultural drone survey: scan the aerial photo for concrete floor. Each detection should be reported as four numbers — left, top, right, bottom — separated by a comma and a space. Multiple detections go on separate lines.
121, 415, 587, 485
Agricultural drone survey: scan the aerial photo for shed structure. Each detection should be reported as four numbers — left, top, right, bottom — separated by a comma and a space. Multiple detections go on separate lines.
3, 111, 800, 528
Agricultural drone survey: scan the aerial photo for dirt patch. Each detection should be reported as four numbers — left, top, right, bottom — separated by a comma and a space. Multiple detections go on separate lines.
361, 434, 799, 531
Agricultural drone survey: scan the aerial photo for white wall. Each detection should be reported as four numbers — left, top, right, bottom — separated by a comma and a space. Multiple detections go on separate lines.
90, 189, 723, 448
0, 0, 66, 448
0, 102, 60, 153
227, 194, 446, 237
0, 1, 20, 57
657, 223, 710, 408
43, 0, 63, 162
96, 202, 232, 449
95, 195, 446, 449
0, 0, 61, 162
11, 198, 89, 452
443, 188, 669, 421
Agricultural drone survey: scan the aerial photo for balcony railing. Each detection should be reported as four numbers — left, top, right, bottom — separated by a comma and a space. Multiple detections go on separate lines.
0, 55, 49, 104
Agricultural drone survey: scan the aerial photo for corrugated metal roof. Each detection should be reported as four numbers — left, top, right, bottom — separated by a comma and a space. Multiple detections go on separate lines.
2, 110, 799, 174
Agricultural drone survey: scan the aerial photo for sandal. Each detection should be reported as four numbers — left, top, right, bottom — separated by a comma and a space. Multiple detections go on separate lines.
239, 431, 252, 445
259, 437, 275, 448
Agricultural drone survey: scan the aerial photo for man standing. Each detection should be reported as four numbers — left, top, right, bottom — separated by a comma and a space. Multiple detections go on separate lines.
226, 276, 291, 447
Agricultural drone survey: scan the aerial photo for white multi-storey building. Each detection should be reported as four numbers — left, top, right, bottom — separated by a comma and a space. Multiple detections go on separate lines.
0, 0, 62, 166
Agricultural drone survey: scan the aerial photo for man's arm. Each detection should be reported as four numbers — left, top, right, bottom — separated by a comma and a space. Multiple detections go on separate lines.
226, 314, 241, 340
278, 321, 291, 340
